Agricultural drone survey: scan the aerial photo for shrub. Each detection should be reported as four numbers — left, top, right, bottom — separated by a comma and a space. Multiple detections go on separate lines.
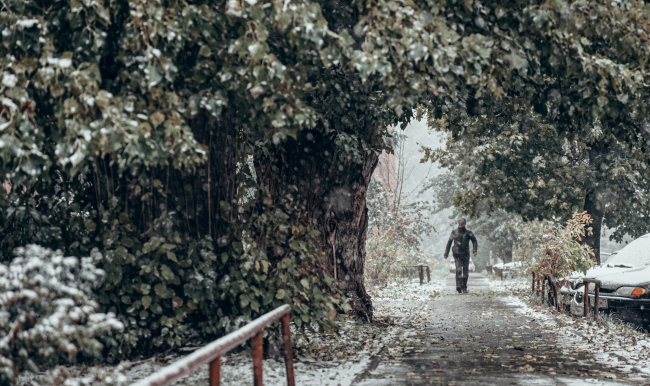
0, 245, 123, 385
365, 231, 437, 286
523, 212, 596, 286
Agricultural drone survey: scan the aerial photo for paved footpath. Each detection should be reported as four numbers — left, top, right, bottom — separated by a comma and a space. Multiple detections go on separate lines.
352, 274, 636, 386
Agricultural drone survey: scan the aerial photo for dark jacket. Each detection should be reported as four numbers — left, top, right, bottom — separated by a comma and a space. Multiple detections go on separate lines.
444, 227, 478, 257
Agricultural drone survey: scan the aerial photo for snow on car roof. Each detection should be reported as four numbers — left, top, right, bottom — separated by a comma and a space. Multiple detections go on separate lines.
606, 233, 650, 267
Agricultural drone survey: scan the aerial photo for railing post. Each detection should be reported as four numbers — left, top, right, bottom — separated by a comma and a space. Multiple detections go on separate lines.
426, 266, 431, 283
209, 357, 221, 386
583, 283, 589, 318
419, 265, 424, 285
281, 314, 296, 386
531, 272, 535, 293
252, 333, 263, 386
594, 284, 600, 323
582, 279, 602, 322
541, 279, 545, 302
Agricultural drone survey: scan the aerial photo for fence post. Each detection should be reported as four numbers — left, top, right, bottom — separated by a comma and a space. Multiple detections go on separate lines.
252, 333, 263, 386
582, 279, 602, 322
281, 314, 296, 386
541, 280, 545, 302
419, 265, 424, 285
426, 266, 431, 283
594, 284, 600, 323
583, 284, 588, 318
531, 272, 535, 293
209, 357, 221, 386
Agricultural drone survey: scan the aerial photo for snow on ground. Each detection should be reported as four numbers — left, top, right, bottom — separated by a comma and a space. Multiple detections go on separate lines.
17, 276, 441, 386
498, 278, 650, 384
367, 274, 445, 302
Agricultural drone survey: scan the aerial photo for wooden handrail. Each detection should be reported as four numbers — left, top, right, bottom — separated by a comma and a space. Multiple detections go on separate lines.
131, 304, 295, 386
582, 278, 602, 322
407, 264, 430, 284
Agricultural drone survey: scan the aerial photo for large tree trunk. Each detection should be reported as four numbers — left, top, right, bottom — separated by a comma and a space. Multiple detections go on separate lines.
317, 151, 378, 322
254, 127, 381, 321
584, 189, 603, 265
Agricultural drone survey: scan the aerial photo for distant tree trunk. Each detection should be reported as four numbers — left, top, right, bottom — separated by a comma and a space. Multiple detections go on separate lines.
502, 244, 513, 264
583, 141, 607, 265
583, 189, 603, 265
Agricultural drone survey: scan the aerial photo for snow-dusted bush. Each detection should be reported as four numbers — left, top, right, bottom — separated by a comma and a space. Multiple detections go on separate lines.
522, 212, 596, 286
0, 245, 123, 385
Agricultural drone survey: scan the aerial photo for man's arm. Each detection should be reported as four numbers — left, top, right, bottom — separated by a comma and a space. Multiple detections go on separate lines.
444, 236, 453, 258
470, 231, 478, 255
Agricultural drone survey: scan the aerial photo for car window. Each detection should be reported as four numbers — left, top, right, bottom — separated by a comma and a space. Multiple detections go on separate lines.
606, 234, 650, 267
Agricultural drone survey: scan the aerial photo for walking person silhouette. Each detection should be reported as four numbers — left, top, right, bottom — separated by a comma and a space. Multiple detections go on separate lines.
444, 218, 478, 293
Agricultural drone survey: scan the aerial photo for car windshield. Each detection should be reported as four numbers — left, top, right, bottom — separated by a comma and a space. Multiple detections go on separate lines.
606, 234, 650, 267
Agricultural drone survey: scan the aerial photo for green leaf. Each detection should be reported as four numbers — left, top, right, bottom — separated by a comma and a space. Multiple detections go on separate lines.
250, 299, 260, 313
142, 237, 161, 254
142, 296, 152, 309
154, 283, 169, 298
240, 294, 250, 308
151, 303, 163, 314
275, 289, 285, 299
160, 265, 175, 282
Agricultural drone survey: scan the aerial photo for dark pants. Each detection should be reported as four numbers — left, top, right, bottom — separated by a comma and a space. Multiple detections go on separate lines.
454, 256, 470, 291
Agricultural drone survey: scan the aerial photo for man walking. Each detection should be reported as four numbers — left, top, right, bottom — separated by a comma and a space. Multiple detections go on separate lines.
444, 218, 478, 293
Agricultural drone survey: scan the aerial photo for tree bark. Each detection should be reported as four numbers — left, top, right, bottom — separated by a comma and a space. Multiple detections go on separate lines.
583, 189, 603, 265
320, 151, 378, 322
502, 244, 513, 264
583, 140, 607, 265
254, 127, 380, 321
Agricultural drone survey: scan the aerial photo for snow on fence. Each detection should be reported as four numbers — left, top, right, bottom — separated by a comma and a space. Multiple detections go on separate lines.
131, 304, 295, 386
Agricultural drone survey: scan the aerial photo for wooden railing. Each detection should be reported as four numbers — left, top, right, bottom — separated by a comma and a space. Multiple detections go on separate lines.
131, 304, 295, 386
532, 272, 603, 321
582, 278, 602, 322
408, 264, 431, 284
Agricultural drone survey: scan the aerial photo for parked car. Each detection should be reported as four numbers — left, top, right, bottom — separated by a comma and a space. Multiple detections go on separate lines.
449, 258, 475, 273
492, 261, 524, 278
565, 234, 650, 326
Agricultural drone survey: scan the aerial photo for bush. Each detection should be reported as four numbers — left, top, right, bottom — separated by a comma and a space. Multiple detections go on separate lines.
521, 212, 596, 286
365, 232, 437, 286
0, 245, 123, 385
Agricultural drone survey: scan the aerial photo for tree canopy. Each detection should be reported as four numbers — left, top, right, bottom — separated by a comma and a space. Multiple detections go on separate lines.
2, 0, 650, 359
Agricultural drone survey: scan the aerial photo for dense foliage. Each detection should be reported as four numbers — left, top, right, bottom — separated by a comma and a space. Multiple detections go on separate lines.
525, 212, 596, 287
3, 0, 650, 360
0, 245, 123, 385
424, 95, 650, 263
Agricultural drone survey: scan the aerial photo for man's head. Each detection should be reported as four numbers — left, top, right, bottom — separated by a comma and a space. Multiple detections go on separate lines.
457, 218, 467, 228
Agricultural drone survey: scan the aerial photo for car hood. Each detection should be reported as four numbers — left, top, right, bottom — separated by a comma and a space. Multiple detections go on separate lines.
566, 265, 644, 281
595, 267, 650, 290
